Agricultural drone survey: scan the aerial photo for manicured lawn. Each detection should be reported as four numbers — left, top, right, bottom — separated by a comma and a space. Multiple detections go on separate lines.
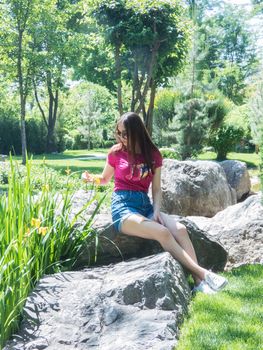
176, 264, 263, 350
11, 149, 108, 174
197, 151, 261, 168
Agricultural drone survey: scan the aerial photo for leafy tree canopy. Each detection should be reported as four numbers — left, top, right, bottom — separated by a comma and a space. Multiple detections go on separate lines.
75, 0, 190, 133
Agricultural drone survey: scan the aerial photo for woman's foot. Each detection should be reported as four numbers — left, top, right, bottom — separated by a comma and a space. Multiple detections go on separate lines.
204, 271, 228, 291
192, 280, 216, 295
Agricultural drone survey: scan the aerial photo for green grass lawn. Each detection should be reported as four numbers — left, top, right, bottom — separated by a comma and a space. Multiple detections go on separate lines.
176, 264, 263, 350
12, 149, 108, 174
197, 151, 261, 168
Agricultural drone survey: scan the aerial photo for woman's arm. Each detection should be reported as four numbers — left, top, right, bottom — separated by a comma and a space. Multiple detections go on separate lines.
82, 161, 114, 185
151, 167, 164, 224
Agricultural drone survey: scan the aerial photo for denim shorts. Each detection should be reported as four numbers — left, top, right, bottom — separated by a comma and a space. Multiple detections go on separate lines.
111, 190, 154, 232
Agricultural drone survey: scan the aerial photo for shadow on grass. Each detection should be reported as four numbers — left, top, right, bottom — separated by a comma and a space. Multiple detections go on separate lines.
48, 165, 104, 174
228, 159, 259, 169
28, 153, 100, 160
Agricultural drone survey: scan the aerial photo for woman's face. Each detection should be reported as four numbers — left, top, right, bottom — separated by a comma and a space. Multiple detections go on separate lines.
116, 122, 128, 146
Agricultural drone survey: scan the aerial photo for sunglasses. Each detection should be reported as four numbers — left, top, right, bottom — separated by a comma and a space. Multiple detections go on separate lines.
116, 129, 127, 139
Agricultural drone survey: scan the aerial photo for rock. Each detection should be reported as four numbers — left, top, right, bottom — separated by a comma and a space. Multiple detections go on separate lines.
4, 253, 191, 350
52, 189, 98, 222
219, 160, 251, 201
161, 159, 236, 217
188, 193, 263, 269
76, 213, 227, 272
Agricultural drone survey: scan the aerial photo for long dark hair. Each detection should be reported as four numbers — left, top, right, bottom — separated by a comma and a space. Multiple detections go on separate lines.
116, 112, 160, 174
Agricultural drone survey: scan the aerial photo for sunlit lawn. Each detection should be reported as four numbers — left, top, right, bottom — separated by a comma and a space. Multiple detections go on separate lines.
176, 264, 263, 350
197, 151, 261, 168
11, 149, 108, 174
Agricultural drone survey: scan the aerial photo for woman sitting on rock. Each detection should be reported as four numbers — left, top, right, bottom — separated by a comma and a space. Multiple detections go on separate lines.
82, 112, 227, 294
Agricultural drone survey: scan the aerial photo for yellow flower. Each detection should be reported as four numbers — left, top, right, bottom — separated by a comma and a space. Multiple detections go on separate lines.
93, 176, 101, 185
42, 184, 50, 192
31, 218, 41, 228
206, 94, 216, 100
24, 228, 31, 237
65, 167, 71, 175
38, 227, 48, 236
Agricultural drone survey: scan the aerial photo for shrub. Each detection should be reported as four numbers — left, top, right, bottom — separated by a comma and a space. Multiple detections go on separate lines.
208, 124, 244, 160
0, 114, 46, 155
160, 147, 180, 160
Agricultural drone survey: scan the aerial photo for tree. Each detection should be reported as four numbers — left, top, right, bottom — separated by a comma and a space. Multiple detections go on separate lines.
78, 0, 190, 134
173, 95, 229, 159
0, 0, 39, 164
248, 79, 263, 150
208, 124, 244, 160
77, 91, 102, 150
153, 89, 177, 146
32, 0, 83, 152
197, 3, 258, 103
252, 0, 263, 14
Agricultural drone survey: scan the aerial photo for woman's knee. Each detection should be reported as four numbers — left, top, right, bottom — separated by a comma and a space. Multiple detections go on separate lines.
172, 223, 188, 237
156, 226, 173, 244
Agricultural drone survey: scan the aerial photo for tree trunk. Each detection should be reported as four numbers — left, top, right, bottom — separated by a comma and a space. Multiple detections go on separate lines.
145, 80, 156, 135
114, 43, 123, 115
20, 107, 27, 164
135, 38, 160, 115
46, 73, 59, 153
18, 29, 27, 165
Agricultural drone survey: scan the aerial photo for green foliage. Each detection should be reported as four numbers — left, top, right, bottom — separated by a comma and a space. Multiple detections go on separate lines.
208, 124, 244, 160
77, 0, 190, 132
154, 90, 177, 127
252, 0, 263, 14
188, 2, 258, 104
0, 113, 46, 155
0, 158, 106, 346
159, 148, 180, 160
174, 98, 207, 159
153, 89, 178, 145
59, 81, 118, 150
173, 96, 229, 160
248, 80, 263, 147
248, 78, 263, 191
224, 104, 254, 152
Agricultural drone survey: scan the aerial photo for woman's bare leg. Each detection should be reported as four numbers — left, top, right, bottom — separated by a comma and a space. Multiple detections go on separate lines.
158, 212, 201, 285
121, 214, 207, 282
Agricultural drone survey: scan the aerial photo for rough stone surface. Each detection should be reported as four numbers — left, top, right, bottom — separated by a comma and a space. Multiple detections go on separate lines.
161, 159, 236, 217
77, 213, 228, 272
4, 253, 191, 350
188, 193, 263, 269
219, 160, 251, 201
56, 189, 98, 221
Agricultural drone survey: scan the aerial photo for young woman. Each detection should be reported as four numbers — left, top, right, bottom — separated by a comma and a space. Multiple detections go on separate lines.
82, 112, 227, 294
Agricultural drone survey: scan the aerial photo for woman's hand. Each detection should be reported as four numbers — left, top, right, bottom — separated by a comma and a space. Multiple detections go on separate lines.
81, 171, 96, 183
153, 210, 164, 225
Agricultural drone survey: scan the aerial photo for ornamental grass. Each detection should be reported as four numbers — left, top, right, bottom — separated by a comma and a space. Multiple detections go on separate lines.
0, 157, 105, 348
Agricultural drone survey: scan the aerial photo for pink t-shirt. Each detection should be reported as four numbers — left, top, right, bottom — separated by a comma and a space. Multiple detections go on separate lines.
107, 148, 163, 192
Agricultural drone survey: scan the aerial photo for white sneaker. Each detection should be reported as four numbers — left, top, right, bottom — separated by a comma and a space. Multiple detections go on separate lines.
192, 281, 216, 295
205, 271, 228, 291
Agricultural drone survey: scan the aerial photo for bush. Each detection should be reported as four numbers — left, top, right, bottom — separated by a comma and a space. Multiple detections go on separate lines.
0, 114, 21, 154
208, 124, 244, 160
0, 114, 46, 155
26, 118, 46, 154
160, 147, 180, 160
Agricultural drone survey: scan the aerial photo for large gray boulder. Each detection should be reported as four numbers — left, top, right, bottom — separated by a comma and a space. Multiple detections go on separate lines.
188, 193, 263, 269
4, 253, 191, 350
161, 159, 236, 217
219, 160, 251, 201
77, 213, 227, 272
